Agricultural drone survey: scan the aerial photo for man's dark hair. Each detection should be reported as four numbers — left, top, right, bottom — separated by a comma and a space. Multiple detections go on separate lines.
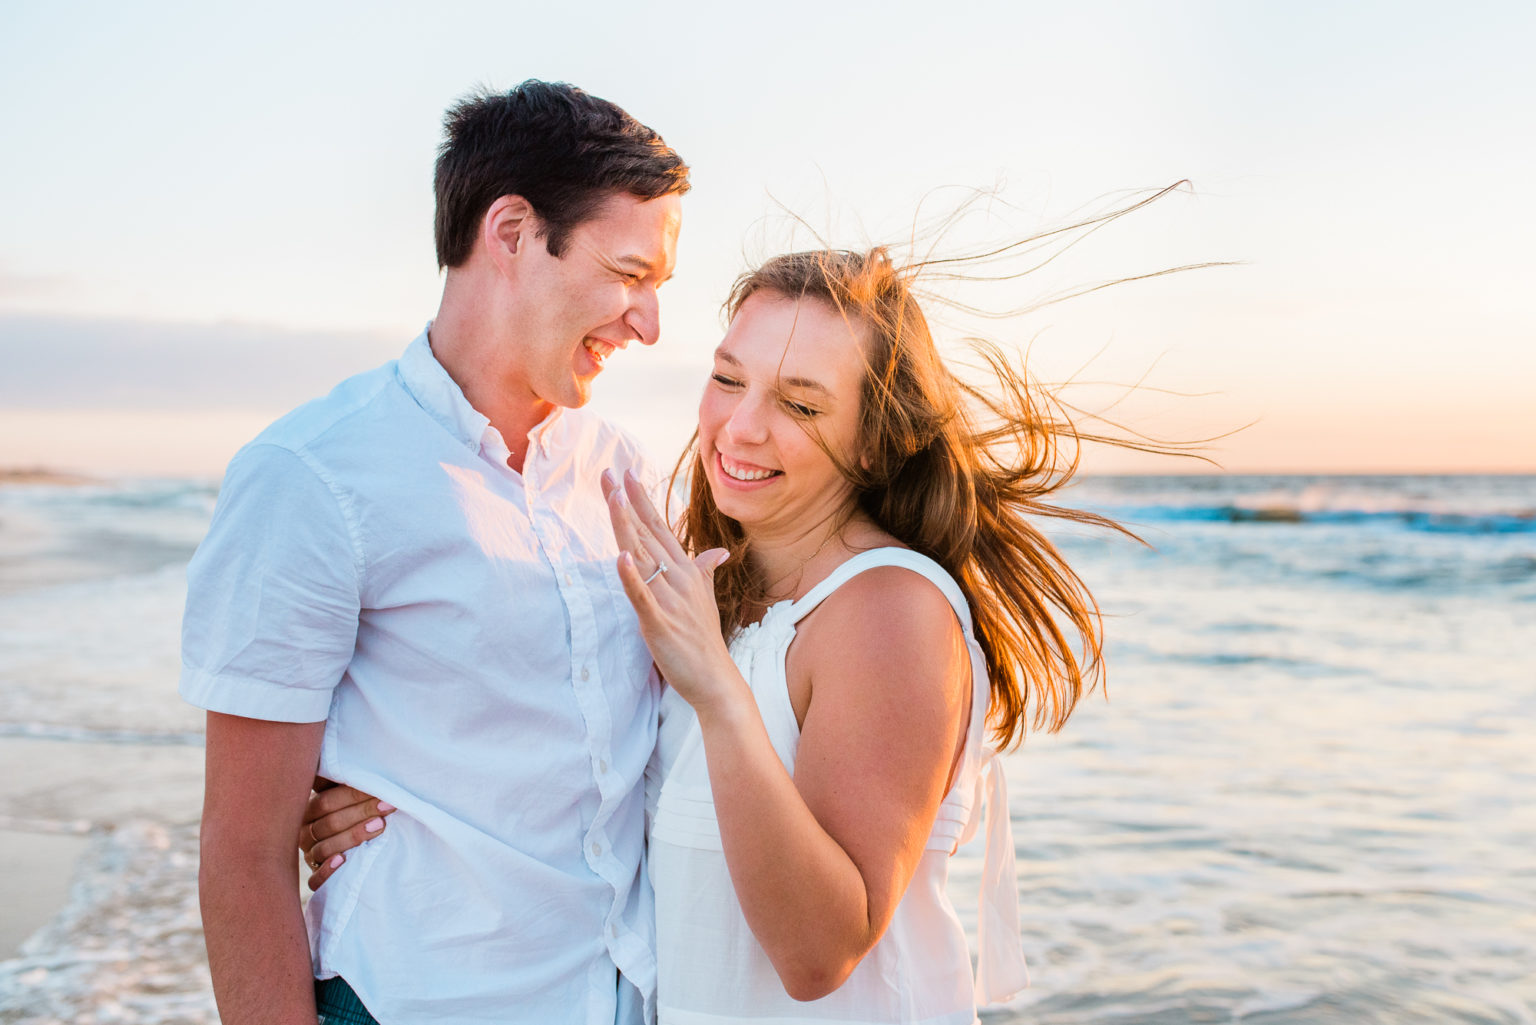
433, 80, 690, 269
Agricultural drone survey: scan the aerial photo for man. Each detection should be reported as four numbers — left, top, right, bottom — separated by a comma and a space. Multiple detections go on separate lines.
181, 81, 687, 1025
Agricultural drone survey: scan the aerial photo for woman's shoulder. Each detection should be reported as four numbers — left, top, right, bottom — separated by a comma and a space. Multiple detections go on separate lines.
796, 549, 968, 664
787, 551, 971, 730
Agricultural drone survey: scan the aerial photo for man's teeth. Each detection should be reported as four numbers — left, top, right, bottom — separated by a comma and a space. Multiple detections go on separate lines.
721, 455, 778, 481
584, 339, 611, 364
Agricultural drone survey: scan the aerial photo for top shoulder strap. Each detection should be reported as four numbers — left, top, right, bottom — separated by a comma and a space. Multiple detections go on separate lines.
785, 547, 973, 632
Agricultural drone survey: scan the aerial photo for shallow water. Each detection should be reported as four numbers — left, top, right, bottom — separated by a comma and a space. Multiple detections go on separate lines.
1, 474, 1531, 1023
965, 475, 1536, 1023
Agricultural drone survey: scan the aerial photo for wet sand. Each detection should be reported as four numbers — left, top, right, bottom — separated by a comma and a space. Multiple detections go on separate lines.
0, 830, 92, 957
0, 734, 209, 1016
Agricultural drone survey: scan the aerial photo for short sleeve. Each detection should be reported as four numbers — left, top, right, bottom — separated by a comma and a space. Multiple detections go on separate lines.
179, 443, 363, 723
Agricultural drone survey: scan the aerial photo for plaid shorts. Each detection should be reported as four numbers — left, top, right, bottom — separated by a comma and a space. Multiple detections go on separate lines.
315, 976, 380, 1025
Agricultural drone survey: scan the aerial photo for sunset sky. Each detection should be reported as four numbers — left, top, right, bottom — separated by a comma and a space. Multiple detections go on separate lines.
2, 1, 1532, 475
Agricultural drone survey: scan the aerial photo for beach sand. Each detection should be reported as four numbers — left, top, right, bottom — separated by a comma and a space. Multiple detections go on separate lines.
0, 830, 92, 957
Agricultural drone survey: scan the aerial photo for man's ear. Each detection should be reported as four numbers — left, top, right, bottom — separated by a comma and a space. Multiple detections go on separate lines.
482, 195, 534, 270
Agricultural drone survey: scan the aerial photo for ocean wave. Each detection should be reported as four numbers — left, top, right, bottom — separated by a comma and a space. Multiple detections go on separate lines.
1112, 646, 1364, 677
1101, 503, 1536, 534
1067, 475, 1536, 535
0, 722, 203, 746
0, 476, 218, 514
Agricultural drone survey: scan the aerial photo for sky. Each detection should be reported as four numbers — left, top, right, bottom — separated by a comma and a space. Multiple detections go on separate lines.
1, 0, 1533, 476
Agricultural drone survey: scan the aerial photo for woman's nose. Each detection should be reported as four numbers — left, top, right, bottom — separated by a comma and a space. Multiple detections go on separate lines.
724, 394, 770, 445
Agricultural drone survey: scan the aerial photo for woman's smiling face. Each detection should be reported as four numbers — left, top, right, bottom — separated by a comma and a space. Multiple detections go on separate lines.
698, 291, 869, 537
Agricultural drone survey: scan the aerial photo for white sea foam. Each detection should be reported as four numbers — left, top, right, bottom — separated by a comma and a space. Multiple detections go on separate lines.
0, 822, 216, 1024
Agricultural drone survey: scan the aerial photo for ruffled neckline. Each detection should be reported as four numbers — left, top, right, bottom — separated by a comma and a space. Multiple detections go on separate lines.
727, 597, 799, 652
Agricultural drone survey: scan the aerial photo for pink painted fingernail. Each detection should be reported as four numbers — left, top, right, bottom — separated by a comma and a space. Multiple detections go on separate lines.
377, 801, 395, 814
365, 817, 384, 833
328, 855, 344, 869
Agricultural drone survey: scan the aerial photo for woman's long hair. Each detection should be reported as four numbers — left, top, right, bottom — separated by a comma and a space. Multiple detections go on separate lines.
673, 197, 1217, 747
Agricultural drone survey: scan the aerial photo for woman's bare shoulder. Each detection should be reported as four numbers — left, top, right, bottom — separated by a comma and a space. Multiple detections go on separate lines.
795, 561, 967, 690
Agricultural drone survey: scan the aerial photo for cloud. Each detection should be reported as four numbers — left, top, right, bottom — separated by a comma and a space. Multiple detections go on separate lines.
0, 268, 73, 301
0, 312, 714, 464
0, 314, 404, 409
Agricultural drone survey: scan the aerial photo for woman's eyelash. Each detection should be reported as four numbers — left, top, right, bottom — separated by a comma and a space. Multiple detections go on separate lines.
710, 373, 819, 417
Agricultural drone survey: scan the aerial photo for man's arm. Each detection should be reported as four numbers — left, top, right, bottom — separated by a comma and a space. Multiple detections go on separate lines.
199, 713, 326, 1025
181, 443, 362, 1021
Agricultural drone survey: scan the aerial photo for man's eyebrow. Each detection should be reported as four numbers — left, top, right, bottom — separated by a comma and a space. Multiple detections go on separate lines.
616, 254, 673, 283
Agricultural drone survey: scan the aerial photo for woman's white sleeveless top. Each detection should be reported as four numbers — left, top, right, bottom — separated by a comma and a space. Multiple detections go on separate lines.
648, 548, 1029, 1025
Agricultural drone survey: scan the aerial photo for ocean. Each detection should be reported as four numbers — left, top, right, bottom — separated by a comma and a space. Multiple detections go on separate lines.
1, 473, 1531, 1024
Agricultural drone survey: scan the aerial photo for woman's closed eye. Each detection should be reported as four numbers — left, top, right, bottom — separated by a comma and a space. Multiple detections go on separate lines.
780, 397, 821, 418
710, 372, 742, 389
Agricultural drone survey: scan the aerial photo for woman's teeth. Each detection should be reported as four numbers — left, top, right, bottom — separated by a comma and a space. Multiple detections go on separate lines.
721, 454, 779, 481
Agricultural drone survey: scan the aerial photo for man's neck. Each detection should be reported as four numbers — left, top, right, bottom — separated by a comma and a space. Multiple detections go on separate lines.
429, 283, 551, 473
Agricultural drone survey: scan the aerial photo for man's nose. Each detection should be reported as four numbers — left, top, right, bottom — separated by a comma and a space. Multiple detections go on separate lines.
626, 287, 662, 347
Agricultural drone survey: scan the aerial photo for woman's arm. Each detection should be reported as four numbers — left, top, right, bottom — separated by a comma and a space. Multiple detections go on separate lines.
709, 572, 969, 999
606, 472, 969, 1000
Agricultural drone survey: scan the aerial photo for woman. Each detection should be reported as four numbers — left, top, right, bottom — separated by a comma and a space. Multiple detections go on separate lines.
307, 247, 1125, 1022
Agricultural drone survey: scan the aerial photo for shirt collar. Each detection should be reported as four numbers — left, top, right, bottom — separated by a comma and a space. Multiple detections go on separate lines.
396, 323, 566, 459
397, 325, 489, 452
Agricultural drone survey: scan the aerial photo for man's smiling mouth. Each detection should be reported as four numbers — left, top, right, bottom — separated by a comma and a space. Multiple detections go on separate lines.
583, 338, 615, 366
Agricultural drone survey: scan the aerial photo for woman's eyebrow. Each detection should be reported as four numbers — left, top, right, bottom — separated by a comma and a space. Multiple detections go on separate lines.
778, 376, 829, 395
713, 350, 829, 394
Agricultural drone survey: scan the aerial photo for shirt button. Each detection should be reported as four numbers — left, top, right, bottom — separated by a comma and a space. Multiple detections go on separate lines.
598, 759, 608, 774
591, 842, 602, 857
580, 667, 590, 681
564, 572, 573, 585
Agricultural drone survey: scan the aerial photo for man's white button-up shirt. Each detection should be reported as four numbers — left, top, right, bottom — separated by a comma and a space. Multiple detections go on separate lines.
180, 329, 660, 1025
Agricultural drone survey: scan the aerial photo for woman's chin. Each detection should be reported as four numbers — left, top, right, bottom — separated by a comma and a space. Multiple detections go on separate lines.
709, 488, 762, 528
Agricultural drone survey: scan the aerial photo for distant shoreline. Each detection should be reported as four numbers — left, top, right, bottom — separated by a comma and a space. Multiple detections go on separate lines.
0, 467, 100, 486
